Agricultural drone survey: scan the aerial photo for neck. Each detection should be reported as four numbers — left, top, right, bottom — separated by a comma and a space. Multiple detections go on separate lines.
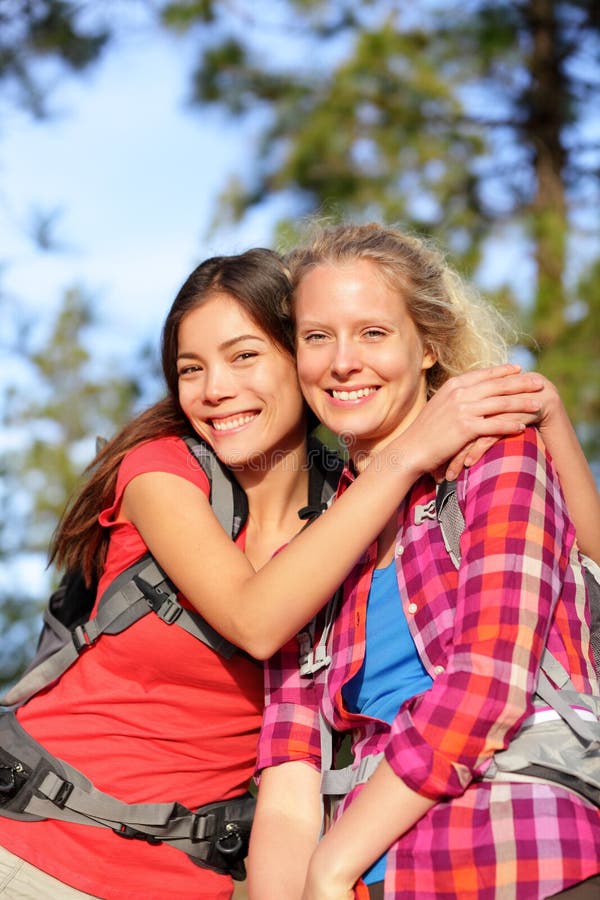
236, 433, 310, 563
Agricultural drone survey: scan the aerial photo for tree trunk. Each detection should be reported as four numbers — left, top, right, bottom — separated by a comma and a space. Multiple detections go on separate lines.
524, 0, 568, 348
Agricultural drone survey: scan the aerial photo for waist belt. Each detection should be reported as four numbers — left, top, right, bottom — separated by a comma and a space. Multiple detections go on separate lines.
0, 712, 253, 880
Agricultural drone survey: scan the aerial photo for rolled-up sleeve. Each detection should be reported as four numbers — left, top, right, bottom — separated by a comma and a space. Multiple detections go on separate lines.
256, 634, 321, 774
384, 428, 577, 799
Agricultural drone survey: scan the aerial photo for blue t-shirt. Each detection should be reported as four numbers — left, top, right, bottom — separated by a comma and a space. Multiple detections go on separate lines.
342, 559, 432, 885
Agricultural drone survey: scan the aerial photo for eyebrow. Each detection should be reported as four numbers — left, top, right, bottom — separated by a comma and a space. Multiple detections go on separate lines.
177, 334, 267, 361
220, 334, 267, 350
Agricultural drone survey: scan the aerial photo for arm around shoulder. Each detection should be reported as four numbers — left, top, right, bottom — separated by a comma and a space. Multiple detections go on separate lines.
535, 377, 600, 563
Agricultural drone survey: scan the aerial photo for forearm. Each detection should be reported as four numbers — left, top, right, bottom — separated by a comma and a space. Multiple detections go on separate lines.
537, 386, 600, 562
237, 444, 423, 655
127, 447, 422, 659
248, 763, 321, 900
129, 366, 547, 658
224, 366, 543, 655
303, 759, 434, 899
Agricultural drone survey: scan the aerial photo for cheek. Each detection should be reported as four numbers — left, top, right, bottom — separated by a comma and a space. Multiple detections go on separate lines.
177, 381, 192, 412
295, 349, 322, 392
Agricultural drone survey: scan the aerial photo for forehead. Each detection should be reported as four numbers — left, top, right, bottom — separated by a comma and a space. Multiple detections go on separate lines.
179, 292, 263, 339
294, 259, 407, 320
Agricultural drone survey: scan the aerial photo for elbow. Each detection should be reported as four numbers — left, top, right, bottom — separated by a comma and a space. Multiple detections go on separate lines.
238, 635, 282, 661
232, 625, 287, 661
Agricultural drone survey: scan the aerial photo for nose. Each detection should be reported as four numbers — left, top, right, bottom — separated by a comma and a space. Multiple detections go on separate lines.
331, 336, 362, 379
203, 365, 235, 404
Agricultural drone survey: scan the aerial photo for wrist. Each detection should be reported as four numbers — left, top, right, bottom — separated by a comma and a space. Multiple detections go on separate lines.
308, 835, 360, 891
368, 437, 425, 484
537, 380, 563, 430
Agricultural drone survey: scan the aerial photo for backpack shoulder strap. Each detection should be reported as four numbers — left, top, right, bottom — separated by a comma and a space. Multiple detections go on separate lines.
298, 436, 345, 524
434, 479, 463, 568
2, 554, 240, 708
182, 434, 248, 539
581, 555, 600, 678
297, 437, 345, 677
2, 435, 247, 708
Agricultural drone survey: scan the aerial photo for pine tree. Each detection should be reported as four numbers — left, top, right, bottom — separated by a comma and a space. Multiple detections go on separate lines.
159, 0, 600, 450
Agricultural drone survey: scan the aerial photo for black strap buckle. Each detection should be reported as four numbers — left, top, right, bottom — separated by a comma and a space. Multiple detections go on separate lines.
51, 779, 74, 809
133, 576, 182, 625
114, 823, 163, 845
298, 502, 328, 523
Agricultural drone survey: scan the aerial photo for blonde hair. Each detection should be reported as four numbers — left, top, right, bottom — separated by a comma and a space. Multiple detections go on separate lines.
286, 222, 514, 396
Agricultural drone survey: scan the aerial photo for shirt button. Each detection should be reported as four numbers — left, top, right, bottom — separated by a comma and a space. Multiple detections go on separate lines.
434, 665, 445, 676
395, 544, 404, 557
407, 602, 418, 615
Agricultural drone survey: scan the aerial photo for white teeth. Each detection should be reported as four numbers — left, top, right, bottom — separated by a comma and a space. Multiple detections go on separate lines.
212, 414, 257, 431
332, 388, 377, 401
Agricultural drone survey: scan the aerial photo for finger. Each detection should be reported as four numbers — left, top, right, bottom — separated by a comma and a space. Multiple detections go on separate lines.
444, 446, 474, 482
467, 394, 542, 419
476, 372, 545, 397
451, 376, 545, 407
440, 364, 522, 393
462, 435, 499, 469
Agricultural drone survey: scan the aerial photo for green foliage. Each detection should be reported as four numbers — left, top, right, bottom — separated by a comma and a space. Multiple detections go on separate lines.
161, 0, 216, 29
1, 288, 152, 689
0, 0, 112, 117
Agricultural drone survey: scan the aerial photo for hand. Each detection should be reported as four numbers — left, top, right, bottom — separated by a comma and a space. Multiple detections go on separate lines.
392, 364, 545, 482
445, 370, 558, 479
524, 373, 562, 434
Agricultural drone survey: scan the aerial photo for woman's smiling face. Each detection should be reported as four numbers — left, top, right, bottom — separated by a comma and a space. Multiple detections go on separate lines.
177, 292, 306, 469
294, 259, 436, 462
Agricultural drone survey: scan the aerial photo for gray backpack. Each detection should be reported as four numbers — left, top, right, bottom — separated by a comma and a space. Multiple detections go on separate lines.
0, 434, 343, 877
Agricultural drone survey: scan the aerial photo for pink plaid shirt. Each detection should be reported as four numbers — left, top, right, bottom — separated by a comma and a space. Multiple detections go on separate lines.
258, 428, 600, 898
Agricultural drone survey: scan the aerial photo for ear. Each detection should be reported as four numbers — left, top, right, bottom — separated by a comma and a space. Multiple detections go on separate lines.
421, 344, 437, 372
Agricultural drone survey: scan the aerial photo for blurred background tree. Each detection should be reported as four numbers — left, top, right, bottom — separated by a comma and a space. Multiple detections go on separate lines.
0, 0, 153, 685
1, 0, 598, 690
158, 0, 600, 452
1, 288, 150, 684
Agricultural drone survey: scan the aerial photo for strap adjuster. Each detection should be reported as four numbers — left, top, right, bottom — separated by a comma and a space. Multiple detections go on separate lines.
45, 776, 74, 809
114, 823, 162, 845
414, 499, 436, 525
134, 576, 182, 625
190, 811, 217, 842
72, 625, 93, 653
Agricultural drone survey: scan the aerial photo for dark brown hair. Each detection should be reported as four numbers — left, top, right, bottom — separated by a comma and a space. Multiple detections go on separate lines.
50, 248, 295, 584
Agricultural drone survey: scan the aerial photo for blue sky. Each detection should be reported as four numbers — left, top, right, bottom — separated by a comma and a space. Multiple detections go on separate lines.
1, 20, 285, 597
1, 22, 277, 351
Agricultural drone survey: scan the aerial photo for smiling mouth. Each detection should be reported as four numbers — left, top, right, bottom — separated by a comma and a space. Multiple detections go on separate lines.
211, 413, 258, 432
330, 387, 378, 401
